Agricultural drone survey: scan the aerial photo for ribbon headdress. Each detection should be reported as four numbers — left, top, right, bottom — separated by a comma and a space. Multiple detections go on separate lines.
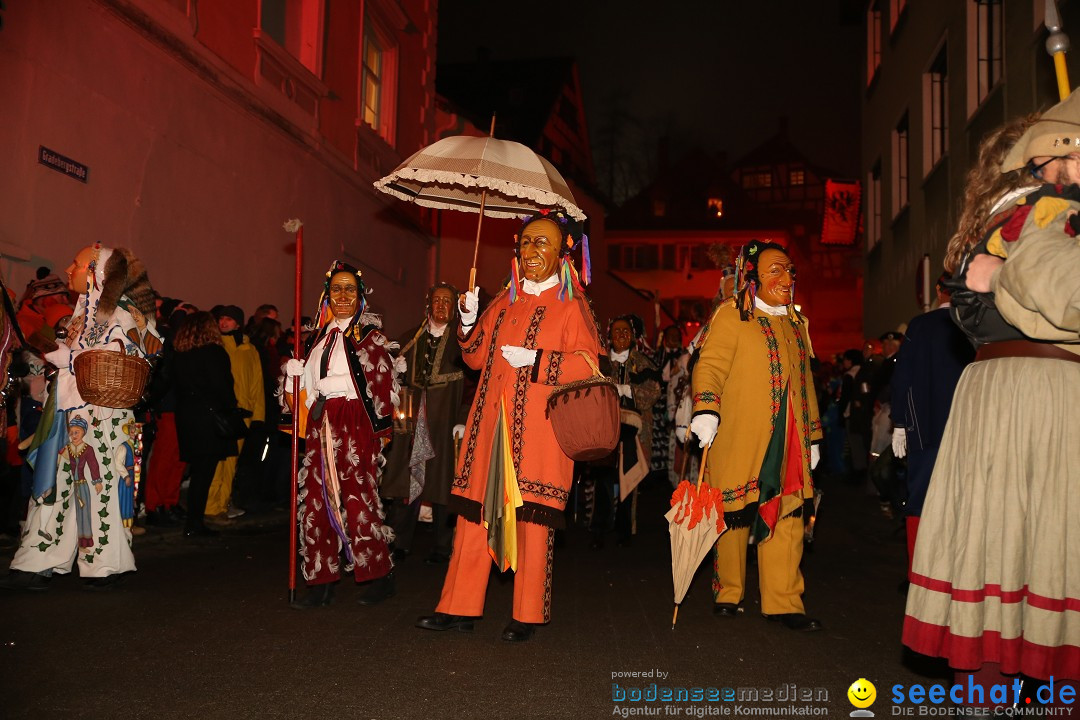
734, 239, 800, 324
509, 209, 591, 303
312, 260, 370, 342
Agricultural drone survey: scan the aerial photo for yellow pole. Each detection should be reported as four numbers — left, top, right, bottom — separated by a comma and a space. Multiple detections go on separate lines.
1054, 53, 1071, 101
1047, 0, 1071, 100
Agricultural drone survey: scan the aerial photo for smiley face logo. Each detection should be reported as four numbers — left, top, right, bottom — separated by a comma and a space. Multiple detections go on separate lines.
847, 678, 877, 709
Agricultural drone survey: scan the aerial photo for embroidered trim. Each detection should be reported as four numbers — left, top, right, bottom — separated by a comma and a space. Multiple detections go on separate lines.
792, 321, 813, 471
545, 350, 564, 386
454, 310, 506, 492
425, 330, 464, 386
757, 318, 783, 428
542, 527, 554, 622
509, 307, 546, 473
460, 326, 486, 354
720, 476, 760, 505
518, 477, 570, 505
694, 390, 720, 406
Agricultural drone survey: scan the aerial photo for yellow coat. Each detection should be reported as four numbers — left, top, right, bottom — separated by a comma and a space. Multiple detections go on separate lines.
691, 302, 822, 530
222, 334, 265, 424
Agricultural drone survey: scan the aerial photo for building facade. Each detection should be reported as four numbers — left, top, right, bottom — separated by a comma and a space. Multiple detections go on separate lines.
0, 0, 440, 334
861, 0, 1077, 334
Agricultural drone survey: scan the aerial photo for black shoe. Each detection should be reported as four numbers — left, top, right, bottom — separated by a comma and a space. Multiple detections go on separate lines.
145, 508, 179, 527
501, 619, 535, 642
184, 525, 219, 538
290, 583, 334, 610
765, 613, 822, 632
169, 505, 187, 521
83, 574, 123, 591
391, 548, 411, 563
713, 602, 741, 618
424, 552, 450, 565
415, 612, 474, 632
0, 570, 51, 592
358, 572, 395, 606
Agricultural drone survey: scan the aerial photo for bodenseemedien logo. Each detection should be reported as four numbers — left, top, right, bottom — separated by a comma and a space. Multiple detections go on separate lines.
848, 678, 877, 717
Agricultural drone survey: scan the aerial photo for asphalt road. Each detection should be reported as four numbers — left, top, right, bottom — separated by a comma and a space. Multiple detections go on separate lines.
0, 475, 944, 719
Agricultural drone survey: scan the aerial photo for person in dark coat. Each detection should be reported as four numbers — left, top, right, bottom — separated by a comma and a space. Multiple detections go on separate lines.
172, 312, 240, 537
890, 276, 975, 580
381, 283, 471, 564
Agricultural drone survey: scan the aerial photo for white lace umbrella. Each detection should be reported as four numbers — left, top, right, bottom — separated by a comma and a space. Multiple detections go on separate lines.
374, 131, 584, 288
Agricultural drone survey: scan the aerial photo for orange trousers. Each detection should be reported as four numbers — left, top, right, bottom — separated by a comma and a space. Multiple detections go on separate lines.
436, 516, 554, 624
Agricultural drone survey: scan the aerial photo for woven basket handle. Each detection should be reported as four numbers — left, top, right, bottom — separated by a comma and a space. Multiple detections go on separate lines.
111, 338, 126, 354
574, 350, 602, 377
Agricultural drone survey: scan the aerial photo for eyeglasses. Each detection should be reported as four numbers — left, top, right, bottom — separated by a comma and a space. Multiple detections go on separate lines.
329, 285, 358, 295
1027, 157, 1058, 180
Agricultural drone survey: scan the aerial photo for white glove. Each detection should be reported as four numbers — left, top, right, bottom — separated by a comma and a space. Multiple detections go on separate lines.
675, 426, 687, 444
452, 424, 465, 440
616, 384, 632, 399
459, 286, 479, 327
689, 414, 719, 449
44, 344, 72, 368
285, 358, 305, 378
811, 444, 821, 470
501, 345, 537, 368
315, 374, 351, 397
892, 427, 907, 459
393, 355, 407, 375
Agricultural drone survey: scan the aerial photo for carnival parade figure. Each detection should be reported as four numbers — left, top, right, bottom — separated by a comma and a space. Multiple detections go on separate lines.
381, 283, 471, 568
285, 260, 400, 609
3, 244, 161, 590
689, 240, 823, 631
591, 315, 660, 548
904, 95, 1080, 687
416, 209, 603, 642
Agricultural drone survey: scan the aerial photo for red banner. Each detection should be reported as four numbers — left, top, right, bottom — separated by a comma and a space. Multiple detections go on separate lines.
821, 179, 861, 246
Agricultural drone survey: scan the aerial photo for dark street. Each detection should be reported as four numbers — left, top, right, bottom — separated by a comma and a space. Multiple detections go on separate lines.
1, 476, 937, 719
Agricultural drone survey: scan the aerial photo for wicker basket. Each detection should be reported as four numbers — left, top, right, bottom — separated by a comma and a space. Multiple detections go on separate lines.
544, 351, 619, 462
73, 340, 151, 409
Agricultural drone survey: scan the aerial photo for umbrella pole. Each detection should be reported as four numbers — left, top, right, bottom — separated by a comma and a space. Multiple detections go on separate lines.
467, 116, 497, 293
468, 190, 488, 292
671, 605, 679, 629
287, 221, 304, 605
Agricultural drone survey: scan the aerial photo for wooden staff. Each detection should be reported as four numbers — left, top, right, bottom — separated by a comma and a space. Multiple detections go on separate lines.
284, 218, 304, 605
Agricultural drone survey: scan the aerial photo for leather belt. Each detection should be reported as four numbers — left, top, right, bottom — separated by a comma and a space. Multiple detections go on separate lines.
976, 339, 1080, 364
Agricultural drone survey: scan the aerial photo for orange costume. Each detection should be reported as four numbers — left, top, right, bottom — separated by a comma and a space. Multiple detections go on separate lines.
437, 284, 602, 624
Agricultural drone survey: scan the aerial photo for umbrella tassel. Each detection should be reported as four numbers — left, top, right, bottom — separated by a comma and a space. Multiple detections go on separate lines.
509, 256, 521, 304
581, 233, 592, 285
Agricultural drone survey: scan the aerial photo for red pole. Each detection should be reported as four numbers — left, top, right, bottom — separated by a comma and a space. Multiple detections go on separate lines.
288, 222, 303, 604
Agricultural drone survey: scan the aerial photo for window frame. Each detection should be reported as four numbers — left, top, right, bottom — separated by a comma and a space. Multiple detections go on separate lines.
922, 38, 949, 175
358, 14, 399, 146
891, 113, 910, 218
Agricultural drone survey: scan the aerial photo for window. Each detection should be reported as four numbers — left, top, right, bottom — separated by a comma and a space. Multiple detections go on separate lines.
923, 42, 949, 172
789, 169, 805, 186
867, 160, 882, 250
889, 0, 907, 32
359, 17, 398, 144
707, 197, 724, 217
662, 244, 677, 270
260, 0, 324, 76
742, 169, 773, 189
967, 0, 1002, 111
867, 0, 882, 86
892, 113, 909, 216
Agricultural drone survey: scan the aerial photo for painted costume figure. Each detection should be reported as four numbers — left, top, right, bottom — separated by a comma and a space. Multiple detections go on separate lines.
591, 315, 660, 548
417, 210, 602, 642
286, 260, 400, 609
382, 282, 470, 565
6, 244, 160, 589
690, 240, 823, 631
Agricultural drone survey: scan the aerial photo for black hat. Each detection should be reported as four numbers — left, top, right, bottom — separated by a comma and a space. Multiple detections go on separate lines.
879, 330, 904, 342
219, 305, 244, 326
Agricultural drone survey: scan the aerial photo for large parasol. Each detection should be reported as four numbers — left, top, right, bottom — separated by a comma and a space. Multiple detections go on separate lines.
666, 440, 726, 628
374, 120, 584, 289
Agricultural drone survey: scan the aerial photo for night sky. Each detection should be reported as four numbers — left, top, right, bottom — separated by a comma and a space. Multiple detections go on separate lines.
437, 0, 863, 197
